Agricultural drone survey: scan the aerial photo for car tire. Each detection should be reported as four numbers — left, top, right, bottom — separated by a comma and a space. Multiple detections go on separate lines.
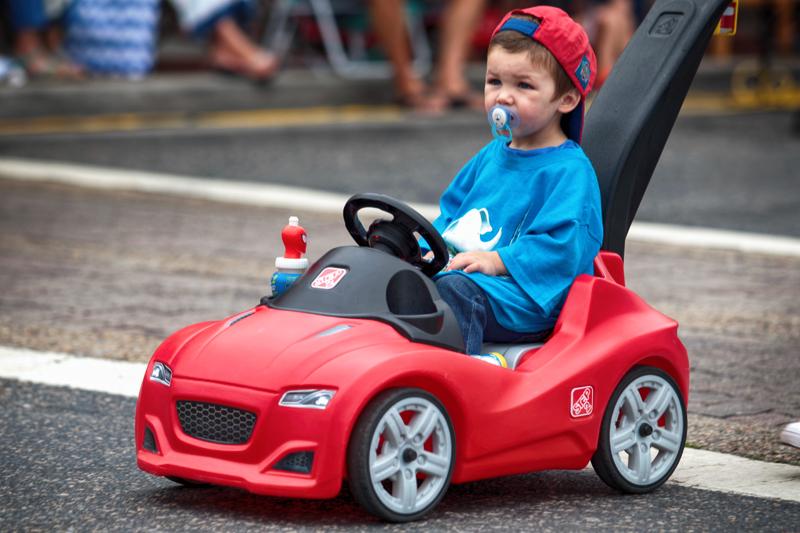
592, 366, 687, 493
347, 388, 455, 522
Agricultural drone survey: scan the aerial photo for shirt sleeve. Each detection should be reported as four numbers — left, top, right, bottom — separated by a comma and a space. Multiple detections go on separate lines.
496, 161, 602, 316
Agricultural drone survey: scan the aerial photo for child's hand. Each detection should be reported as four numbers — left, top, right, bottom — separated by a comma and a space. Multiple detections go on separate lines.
422, 251, 434, 262
447, 251, 507, 276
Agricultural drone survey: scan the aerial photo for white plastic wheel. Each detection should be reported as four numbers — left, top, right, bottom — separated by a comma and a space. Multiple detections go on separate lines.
592, 366, 686, 493
348, 389, 455, 522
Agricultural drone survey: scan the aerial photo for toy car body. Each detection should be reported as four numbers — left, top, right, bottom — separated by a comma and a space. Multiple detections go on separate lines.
136, 238, 688, 520
136, 0, 732, 522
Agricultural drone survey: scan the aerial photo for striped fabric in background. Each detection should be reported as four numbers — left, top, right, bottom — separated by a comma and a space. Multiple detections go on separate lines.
65, 0, 160, 78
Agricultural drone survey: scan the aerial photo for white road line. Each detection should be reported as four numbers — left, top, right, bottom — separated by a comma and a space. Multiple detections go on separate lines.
2, 157, 800, 257
0, 157, 350, 215
1, 345, 799, 504
627, 222, 800, 258
669, 448, 800, 503
0, 345, 146, 398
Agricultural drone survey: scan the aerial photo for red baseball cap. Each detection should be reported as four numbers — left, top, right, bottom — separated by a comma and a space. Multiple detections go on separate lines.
491, 6, 597, 144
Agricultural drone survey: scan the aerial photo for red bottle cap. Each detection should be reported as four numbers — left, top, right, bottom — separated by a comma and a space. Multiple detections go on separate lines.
276, 216, 308, 271
282, 216, 307, 258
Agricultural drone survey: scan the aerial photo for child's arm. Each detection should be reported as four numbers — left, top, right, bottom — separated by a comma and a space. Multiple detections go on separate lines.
447, 251, 507, 276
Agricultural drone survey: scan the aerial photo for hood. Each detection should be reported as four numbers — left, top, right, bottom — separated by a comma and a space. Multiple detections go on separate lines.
170, 306, 404, 391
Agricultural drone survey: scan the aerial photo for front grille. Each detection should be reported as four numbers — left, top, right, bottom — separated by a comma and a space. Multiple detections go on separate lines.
176, 401, 256, 445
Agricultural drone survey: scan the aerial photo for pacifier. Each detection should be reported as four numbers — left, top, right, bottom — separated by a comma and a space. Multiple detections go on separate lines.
487, 105, 519, 143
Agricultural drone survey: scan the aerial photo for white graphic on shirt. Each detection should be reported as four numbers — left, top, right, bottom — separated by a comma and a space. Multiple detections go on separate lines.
442, 208, 503, 253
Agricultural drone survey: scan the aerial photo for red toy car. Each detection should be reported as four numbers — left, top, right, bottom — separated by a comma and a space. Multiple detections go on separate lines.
136, 0, 731, 522
136, 193, 687, 522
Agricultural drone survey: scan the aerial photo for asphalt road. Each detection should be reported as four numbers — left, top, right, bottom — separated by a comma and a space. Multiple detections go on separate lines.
1, 74, 799, 238
2, 378, 799, 532
1, 179, 798, 468
1, 72, 799, 529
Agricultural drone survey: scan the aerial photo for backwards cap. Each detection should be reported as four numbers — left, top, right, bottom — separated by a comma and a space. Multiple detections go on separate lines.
491, 6, 597, 144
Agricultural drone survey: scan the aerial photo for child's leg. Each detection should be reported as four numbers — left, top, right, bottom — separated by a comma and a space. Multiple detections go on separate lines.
484, 312, 552, 344
434, 274, 488, 355
435, 273, 551, 355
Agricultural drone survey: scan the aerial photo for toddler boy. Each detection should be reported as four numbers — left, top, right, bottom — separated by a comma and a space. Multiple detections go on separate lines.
426, 6, 604, 366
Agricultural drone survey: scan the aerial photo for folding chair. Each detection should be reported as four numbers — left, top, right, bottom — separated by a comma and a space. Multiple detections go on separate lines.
263, 0, 432, 79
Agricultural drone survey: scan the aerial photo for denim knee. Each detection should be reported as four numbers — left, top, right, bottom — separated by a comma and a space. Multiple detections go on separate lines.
435, 275, 484, 308
435, 274, 487, 354
435, 273, 471, 298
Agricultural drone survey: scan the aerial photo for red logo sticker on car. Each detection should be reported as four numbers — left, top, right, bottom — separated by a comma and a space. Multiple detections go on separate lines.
311, 267, 348, 289
570, 386, 594, 418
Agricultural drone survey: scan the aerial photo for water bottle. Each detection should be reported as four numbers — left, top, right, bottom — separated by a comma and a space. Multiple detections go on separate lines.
0, 57, 27, 88
270, 216, 308, 297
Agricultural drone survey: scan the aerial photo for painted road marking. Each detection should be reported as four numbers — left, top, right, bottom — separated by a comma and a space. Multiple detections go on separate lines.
626, 222, 800, 258
2, 157, 800, 258
1, 344, 798, 503
0, 105, 404, 137
0, 94, 752, 138
668, 448, 800, 503
0, 345, 145, 398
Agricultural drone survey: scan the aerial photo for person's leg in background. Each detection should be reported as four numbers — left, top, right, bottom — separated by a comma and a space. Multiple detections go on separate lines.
202, 1, 278, 81
431, 0, 486, 109
6, 0, 82, 78
368, 0, 486, 112
592, 0, 634, 87
367, 0, 432, 109
7, 0, 48, 52
172, 0, 278, 81
209, 19, 278, 80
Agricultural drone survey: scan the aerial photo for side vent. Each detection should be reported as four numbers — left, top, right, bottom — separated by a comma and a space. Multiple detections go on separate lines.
143, 427, 158, 453
274, 451, 314, 474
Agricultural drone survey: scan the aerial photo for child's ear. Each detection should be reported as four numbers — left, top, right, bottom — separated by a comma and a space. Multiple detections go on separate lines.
558, 89, 581, 114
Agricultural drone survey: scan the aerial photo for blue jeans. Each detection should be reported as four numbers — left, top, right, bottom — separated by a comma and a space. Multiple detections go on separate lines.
434, 274, 549, 355
7, 0, 48, 31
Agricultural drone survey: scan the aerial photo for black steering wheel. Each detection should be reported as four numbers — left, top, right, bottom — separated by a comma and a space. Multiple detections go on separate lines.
343, 193, 448, 277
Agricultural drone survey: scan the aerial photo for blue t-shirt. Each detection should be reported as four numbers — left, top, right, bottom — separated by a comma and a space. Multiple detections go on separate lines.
429, 139, 603, 332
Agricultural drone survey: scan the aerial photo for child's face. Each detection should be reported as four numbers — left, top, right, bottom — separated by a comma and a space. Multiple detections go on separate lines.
484, 47, 577, 150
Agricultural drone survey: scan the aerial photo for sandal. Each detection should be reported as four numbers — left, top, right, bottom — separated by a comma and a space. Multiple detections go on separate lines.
439, 88, 484, 111
395, 88, 449, 115
51, 49, 85, 80
16, 49, 84, 81
210, 48, 279, 84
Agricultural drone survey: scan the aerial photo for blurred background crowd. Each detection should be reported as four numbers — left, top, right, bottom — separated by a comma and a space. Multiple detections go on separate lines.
0, 0, 798, 108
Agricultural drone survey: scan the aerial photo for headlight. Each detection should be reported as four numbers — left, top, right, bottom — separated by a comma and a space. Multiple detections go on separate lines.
279, 389, 336, 409
150, 362, 172, 386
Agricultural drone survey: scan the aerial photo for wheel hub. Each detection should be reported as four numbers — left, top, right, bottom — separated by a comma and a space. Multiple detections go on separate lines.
638, 423, 654, 438
402, 448, 418, 463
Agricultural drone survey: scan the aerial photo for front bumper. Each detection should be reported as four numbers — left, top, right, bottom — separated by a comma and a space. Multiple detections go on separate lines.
135, 376, 344, 499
